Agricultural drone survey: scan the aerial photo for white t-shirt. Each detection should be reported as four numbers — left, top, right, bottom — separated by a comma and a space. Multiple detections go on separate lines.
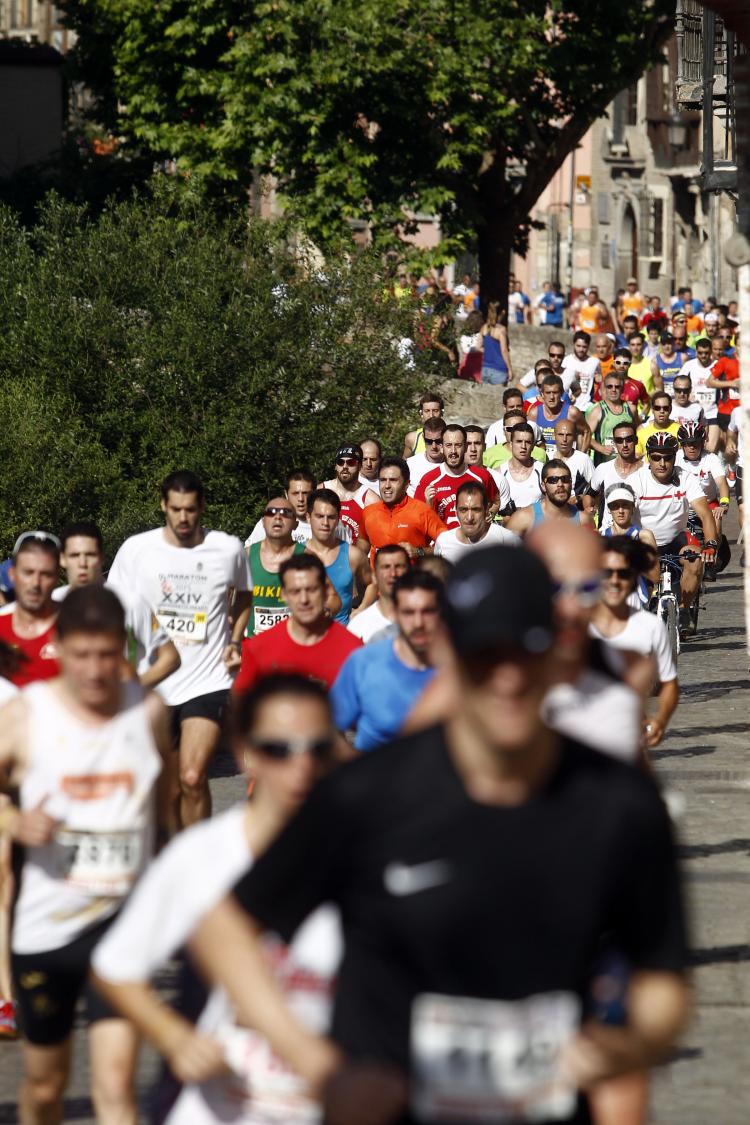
434, 523, 521, 564
542, 667, 640, 763
108, 528, 250, 706
360, 474, 381, 497
54, 581, 171, 678
556, 449, 594, 489
728, 406, 744, 468
347, 601, 391, 643
406, 453, 444, 496
591, 460, 642, 531
630, 465, 705, 546
676, 450, 725, 503
498, 461, 544, 508
670, 400, 705, 427
590, 609, 676, 685
485, 417, 541, 447
0, 678, 18, 707
679, 358, 717, 418
561, 354, 600, 404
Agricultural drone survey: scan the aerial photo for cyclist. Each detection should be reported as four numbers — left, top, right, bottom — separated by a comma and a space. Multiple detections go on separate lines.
635, 392, 680, 456
631, 432, 718, 637
676, 422, 730, 549
91, 674, 340, 1125
0, 586, 170, 1124
590, 536, 678, 750
191, 545, 688, 1125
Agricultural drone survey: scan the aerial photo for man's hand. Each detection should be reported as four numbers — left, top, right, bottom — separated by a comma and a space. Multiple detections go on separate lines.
323, 1061, 409, 1125
165, 1024, 229, 1084
10, 799, 59, 847
643, 717, 666, 748
398, 541, 419, 560
223, 642, 243, 673
560, 1021, 650, 1088
424, 483, 437, 506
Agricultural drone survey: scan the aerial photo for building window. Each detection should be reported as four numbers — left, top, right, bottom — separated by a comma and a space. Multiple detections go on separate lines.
652, 198, 664, 256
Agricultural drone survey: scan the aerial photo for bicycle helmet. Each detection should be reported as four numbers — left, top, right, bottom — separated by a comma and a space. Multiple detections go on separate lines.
645, 430, 679, 456
677, 420, 706, 444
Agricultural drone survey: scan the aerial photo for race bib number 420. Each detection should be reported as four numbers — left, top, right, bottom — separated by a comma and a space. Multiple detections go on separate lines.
411, 991, 580, 1123
156, 608, 207, 644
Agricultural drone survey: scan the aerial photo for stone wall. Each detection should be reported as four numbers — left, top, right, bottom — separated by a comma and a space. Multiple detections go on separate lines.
436, 324, 565, 427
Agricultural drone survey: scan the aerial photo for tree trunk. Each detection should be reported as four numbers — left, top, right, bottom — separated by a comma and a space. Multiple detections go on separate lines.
475, 149, 513, 317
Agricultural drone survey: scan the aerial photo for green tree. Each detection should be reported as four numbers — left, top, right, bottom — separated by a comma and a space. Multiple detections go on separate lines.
64, 0, 674, 304
0, 188, 427, 558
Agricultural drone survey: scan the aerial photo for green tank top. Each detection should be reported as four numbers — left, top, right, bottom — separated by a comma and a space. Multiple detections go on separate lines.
247, 541, 305, 637
594, 402, 630, 465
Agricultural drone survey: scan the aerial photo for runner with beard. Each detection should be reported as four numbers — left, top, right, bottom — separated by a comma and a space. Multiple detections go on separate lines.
505, 460, 596, 537
323, 445, 379, 543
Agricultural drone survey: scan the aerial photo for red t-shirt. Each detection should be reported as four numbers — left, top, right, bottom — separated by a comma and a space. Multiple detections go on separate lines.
0, 615, 59, 686
414, 466, 498, 528
233, 618, 362, 694
711, 355, 740, 415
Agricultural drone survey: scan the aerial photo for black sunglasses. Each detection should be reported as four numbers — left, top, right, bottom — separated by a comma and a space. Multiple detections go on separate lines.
613, 435, 635, 443
251, 737, 334, 761
602, 566, 634, 580
425, 437, 443, 445
545, 475, 571, 485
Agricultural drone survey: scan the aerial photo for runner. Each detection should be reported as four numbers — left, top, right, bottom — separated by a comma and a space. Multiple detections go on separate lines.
0, 585, 170, 1124
323, 444, 379, 543
484, 409, 546, 467
505, 460, 595, 536
592, 333, 615, 379
233, 554, 361, 693
627, 332, 658, 395
414, 424, 502, 528
635, 392, 680, 456
108, 470, 251, 826
347, 545, 410, 643
650, 333, 686, 396
495, 423, 545, 509
360, 438, 382, 495
590, 536, 679, 751
578, 284, 609, 334
617, 277, 645, 329
486, 387, 531, 446
726, 405, 744, 560
670, 376, 706, 430
585, 372, 638, 466
91, 674, 340, 1125
631, 432, 718, 635
595, 349, 650, 418
55, 520, 180, 688
0, 532, 61, 686
553, 419, 596, 512
707, 333, 740, 438
192, 544, 689, 1125
305, 489, 373, 625
331, 570, 442, 751
532, 374, 589, 455
245, 470, 347, 547
359, 458, 447, 562
406, 417, 446, 496
677, 338, 719, 450
434, 482, 520, 563
246, 498, 306, 637
601, 484, 659, 559
561, 331, 601, 409
402, 393, 445, 457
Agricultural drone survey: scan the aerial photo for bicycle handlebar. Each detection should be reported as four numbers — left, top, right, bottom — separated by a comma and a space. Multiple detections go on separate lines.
660, 550, 702, 568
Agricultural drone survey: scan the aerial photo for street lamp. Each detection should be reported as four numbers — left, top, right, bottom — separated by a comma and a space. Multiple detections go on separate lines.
668, 112, 688, 149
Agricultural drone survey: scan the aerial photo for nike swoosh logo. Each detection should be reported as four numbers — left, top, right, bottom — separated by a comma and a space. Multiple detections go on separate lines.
384, 860, 451, 896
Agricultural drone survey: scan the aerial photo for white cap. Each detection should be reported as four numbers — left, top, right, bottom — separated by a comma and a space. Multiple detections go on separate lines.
605, 483, 636, 507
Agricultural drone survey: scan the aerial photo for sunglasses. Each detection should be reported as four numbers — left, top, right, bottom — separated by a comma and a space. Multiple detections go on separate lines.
552, 577, 601, 607
13, 530, 61, 555
251, 736, 334, 761
613, 435, 635, 443
549, 352, 565, 359
336, 457, 360, 467
605, 383, 623, 390
653, 405, 672, 411
425, 437, 443, 445
602, 566, 634, 580
649, 453, 675, 463
681, 439, 702, 448
545, 475, 571, 486
673, 387, 691, 394
264, 507, 295, 518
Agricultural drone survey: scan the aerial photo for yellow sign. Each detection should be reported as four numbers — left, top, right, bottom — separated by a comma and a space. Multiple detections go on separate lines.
576, 175, 591, 192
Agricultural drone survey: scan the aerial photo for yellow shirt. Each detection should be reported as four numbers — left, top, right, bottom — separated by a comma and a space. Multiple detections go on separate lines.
635, 421, 680, 457
629, 355, 655, 397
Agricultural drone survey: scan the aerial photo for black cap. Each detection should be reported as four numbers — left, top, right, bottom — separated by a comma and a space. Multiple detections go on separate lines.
336, 444, 363, 462
660, 331, 674, 344
444, 546, 554, 657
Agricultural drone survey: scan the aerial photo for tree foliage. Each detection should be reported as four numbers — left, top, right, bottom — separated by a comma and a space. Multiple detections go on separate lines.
0, 187, 427, 558
64, 0, 675, 299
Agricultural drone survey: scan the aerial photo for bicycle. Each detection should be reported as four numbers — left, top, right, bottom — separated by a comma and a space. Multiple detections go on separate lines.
650, 550, 701, 661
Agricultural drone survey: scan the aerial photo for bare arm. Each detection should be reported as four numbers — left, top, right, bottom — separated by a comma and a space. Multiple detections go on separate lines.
644, 678, 680, 749
402, 430, 417, 458
504, 506, 533, 538
349, 549, 376, 617
139, 640, 180, 689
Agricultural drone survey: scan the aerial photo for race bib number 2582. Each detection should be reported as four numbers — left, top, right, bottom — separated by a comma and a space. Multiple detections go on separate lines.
411, 991, 580, 1123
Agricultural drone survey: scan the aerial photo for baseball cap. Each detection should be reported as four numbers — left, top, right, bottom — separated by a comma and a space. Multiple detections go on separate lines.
704, 311, 720, 324
444, 546, 554, 657
626, 276, 638, 285
336, 444, 363, 462
660, 331, 674, 344
605, 483, 636, 507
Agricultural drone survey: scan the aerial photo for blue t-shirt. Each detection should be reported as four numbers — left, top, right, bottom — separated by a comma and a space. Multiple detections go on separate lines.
539, 291, 564, 327
330, 637, 435, 751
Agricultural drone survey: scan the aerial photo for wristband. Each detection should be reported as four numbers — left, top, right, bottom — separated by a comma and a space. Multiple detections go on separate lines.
228, 639, 242, 651
704, 538, 718, 547
719, 497, 730, 506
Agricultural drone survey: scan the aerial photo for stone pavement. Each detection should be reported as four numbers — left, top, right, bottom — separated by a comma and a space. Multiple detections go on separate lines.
0, 515, 747, 1122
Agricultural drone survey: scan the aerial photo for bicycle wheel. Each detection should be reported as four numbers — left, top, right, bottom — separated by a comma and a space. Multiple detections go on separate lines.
660, 596, 680, 662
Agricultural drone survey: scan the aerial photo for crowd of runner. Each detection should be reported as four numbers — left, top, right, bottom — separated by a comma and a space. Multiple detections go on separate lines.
0, 276, 743, 1125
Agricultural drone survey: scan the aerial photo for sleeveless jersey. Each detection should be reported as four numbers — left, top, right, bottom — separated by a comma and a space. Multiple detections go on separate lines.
12, 680, 162, 954
247, 541, 304, 637
628, 355, 655, 397
325, 542, 354, 625
531, 501, 581, 526
594, 402, 631, 465
655, 352, 686, 393
412, 428, 427, 455
323, 481, 372, 542
579, 303, 603, 333
535, 402, 571, 453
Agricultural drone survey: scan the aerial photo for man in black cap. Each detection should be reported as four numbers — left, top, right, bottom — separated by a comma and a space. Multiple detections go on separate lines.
191, 546, 689, 1125
324, 443, 380, 542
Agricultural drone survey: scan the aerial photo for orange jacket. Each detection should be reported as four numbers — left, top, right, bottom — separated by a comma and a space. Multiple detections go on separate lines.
360, 495, 447, 555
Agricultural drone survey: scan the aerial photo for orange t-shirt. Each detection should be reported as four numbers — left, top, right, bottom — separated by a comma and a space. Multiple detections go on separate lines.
621, 292, 644, 321
579, 303, 604, 333
360, 496, 447, 560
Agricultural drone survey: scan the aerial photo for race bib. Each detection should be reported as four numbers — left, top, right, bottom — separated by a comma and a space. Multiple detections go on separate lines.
411, 991, 580, 1123
253, 605, 290, 634
155, 607, 207, 644
695, 389, 715, 406
56, 826, 143, 896
218, 1025, 320, 1122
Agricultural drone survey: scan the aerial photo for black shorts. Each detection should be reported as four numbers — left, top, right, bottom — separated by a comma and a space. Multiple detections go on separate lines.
12, 914, 118, 1046
170, 689, 229, 743
736, 465, 744, 506
717, 412, 732, 432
